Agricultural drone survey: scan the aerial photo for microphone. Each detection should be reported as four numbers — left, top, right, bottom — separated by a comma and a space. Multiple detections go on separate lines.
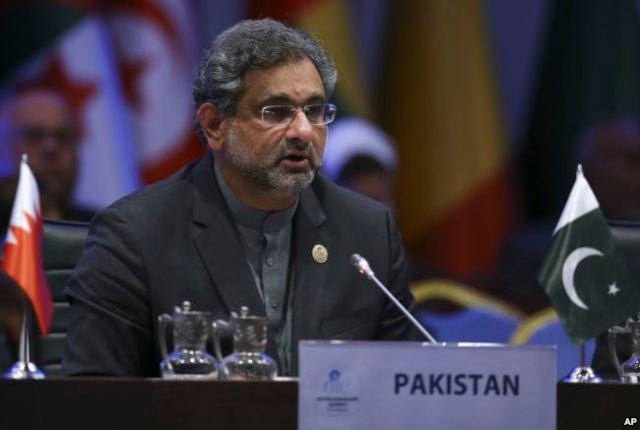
350, 253, 438, 344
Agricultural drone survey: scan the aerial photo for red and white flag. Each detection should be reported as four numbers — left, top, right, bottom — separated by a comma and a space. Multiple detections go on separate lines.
2, 158, 52, 335
2, 1, 204, 209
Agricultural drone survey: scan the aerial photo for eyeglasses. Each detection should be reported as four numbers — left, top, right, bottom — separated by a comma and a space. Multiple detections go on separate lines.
259, 103, 337, 126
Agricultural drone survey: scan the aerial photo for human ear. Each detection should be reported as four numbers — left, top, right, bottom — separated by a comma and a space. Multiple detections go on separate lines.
196, 102, 226, 151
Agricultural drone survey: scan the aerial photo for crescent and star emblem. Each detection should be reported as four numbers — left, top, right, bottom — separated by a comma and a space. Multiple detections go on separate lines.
561, 246, 605, 310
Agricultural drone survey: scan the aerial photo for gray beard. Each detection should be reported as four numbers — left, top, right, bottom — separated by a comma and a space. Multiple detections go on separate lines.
224, 129, 321, 196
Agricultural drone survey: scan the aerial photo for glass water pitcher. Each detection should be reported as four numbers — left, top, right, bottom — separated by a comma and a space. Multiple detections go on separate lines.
158, 301, 218, 379
212, 306, 277, 381
608, 317, 640, 383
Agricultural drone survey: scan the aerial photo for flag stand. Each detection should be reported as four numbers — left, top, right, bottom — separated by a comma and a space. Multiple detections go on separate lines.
3, 298, 45, 379
562, 342, 601, 383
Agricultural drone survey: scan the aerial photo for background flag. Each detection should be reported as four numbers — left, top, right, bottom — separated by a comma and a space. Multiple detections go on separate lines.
246, 0, 372, 119
378, 0, 513, 282
539, 166, 640, 344
0, 1, 204, 209
2, 158, 52, 334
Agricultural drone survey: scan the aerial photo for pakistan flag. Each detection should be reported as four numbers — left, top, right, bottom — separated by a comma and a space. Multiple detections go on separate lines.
539, 166, 640, 344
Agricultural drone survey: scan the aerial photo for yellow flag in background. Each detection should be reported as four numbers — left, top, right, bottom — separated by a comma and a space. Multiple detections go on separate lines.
247, 0, 371, 118
379, 0, 513, 280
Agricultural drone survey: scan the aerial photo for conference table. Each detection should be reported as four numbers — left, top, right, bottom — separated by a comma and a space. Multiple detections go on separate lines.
0, 378, 636, 429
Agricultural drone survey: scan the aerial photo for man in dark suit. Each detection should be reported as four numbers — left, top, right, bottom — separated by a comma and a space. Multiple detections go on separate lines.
63, 19, 420, 377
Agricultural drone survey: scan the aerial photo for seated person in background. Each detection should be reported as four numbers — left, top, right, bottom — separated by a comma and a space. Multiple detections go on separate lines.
322, 117, 397, 208
582, 117, 640, 377
321, 117, 438, 283
578, 116, 640, 221
63, 19, 421, 377
0, 88, 95, 369
0, 87, 95, 234
488, 117, 640, 316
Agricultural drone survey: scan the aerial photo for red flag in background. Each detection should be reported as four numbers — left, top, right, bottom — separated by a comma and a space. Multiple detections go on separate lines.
106, 0, 204, 184
1, 1, 204, 209
2, 158, 52, 335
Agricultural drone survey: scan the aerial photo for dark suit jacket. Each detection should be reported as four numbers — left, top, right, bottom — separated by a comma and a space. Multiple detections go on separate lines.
62, 155, 420, 376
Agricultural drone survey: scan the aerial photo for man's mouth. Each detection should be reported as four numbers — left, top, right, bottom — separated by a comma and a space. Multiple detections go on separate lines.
281, 153, 311, 170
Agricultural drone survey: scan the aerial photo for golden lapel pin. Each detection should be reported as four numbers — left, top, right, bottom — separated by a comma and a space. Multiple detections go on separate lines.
312, 244, 328, 264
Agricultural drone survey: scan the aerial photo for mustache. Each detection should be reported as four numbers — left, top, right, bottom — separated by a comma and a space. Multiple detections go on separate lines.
286, 138, 311, 150
276, 140, 321, 165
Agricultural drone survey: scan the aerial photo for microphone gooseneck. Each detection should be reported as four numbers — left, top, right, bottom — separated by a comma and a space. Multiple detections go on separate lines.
350, 253, 373, 278
350, 253, 438, 344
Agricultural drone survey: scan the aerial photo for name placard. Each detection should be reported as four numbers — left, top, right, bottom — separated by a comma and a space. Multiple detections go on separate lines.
299, 341, 556, 430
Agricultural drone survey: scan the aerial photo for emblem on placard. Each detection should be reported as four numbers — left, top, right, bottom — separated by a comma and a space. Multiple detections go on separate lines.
312, 244, 328, 264
313, 366, 360, 417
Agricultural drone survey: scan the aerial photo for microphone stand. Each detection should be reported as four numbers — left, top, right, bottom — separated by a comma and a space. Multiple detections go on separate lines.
350, 254, 438, 344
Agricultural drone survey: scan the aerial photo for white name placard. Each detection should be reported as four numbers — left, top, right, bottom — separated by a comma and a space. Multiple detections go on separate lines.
299, 341, 556, 430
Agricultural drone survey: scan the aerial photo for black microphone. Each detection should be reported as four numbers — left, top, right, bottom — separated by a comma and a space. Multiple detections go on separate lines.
350, 253, 438, 344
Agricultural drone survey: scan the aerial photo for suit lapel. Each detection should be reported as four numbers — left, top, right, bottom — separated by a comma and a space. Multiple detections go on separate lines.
191, 156, 265, 317
190, 156, 329, 373
291, 184, 330, 372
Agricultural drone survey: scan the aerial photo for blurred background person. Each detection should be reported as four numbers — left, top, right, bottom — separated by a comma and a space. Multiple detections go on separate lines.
579, 117, 640, 377
323, 117, 441, 284
490, 115, 640, 315
0, 88, 95, 236
0, 87, 96, 372
579, 117, 640, 222
323, 117, 397, 208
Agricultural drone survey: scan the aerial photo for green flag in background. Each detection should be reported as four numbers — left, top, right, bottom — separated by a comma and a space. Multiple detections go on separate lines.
539, 166, 640, 344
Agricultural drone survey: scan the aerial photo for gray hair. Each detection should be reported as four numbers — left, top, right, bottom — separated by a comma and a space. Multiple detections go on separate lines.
193, 19, 337, 139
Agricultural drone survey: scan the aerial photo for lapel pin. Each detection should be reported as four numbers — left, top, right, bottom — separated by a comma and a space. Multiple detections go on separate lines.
312, 244, 328, 264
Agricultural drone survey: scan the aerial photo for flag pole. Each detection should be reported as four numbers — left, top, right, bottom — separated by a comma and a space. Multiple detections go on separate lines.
1, 153, 49, 379
3, 296, 45, 379
561, 341, 602, 383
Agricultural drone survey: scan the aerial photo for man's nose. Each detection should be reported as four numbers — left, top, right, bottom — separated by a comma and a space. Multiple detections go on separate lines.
285, 110, 315, 143
39, 136, 61, 156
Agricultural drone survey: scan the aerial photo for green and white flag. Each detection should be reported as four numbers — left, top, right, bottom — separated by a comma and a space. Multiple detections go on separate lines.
538, 166, 640, 344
